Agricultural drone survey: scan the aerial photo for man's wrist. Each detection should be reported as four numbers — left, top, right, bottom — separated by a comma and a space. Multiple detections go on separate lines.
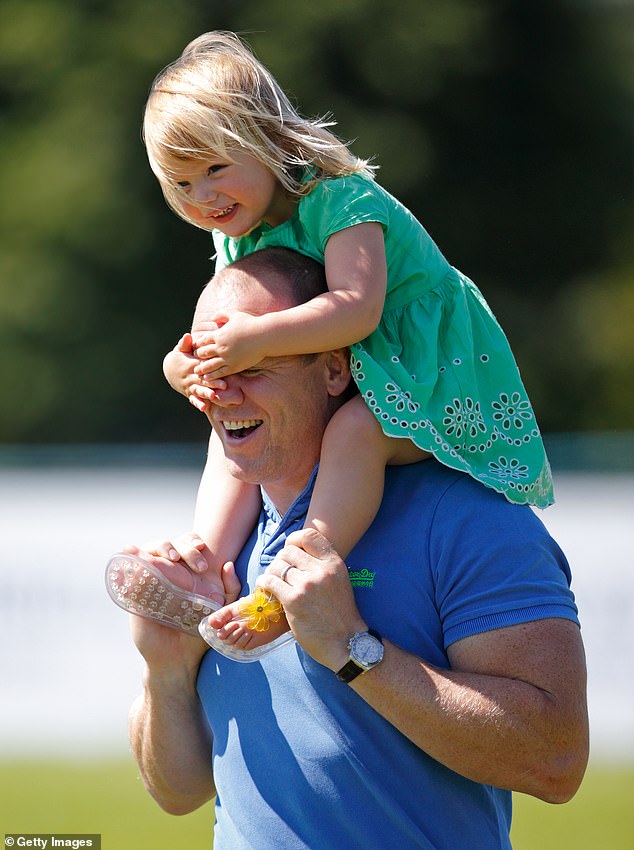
323, 621, 370, 673
335, 628, 384, 683
143, 660, 201, 699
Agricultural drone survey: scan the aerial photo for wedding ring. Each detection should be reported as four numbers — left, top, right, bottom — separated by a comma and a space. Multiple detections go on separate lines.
281, 564, 295, 582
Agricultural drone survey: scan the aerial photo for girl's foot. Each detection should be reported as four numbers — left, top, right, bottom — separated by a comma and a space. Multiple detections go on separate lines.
204, 587, 290, 651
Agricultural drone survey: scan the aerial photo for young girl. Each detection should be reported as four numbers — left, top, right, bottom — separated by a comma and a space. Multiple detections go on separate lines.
143, 31, 554, 654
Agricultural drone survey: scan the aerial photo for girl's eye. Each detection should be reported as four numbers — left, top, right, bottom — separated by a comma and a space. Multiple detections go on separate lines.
177, 181, 190, 188
207, 165, 225, 175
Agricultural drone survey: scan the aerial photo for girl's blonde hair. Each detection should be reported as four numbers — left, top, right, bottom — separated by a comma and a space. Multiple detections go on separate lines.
142, 31, 375, 230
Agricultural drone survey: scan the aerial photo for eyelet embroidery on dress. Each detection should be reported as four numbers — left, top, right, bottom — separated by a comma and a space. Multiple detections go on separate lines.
385, 382, 420, 414
492, 392, 534, 431
349, 349, 554, 508
442, 398, 486, 440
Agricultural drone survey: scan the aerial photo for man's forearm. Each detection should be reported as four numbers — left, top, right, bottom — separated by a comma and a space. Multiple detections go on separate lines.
259, 532, 589, 805
129, 666, 214, 815
350, 621, 588, 803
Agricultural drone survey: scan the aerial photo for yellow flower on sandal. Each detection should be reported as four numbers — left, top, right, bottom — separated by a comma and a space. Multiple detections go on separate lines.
237, 587, 283, 632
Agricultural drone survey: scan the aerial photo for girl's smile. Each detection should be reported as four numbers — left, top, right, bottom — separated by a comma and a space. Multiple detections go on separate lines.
173, 151, 296, 235
206, 204, 239, 225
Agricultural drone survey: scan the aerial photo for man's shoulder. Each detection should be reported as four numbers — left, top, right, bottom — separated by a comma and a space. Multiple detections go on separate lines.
381, 461, 548, 538
382, 461, 479, 511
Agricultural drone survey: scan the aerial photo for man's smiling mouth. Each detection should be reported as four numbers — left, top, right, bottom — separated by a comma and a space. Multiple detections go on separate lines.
222, 419, 263, 439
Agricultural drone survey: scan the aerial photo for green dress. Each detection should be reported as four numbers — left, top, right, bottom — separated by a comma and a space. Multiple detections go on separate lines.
212, 173, 554, 507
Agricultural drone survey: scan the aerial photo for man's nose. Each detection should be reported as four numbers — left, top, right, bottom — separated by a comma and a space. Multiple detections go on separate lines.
208, 377, 244, 406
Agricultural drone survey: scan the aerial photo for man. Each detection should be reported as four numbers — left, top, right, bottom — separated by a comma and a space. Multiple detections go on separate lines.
128, 247, 588, 850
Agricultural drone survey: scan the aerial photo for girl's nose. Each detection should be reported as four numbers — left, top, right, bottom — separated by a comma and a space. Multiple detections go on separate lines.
191, 178, 217, 205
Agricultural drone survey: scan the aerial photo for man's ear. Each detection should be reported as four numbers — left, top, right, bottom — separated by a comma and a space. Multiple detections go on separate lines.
323, 348, 352, 398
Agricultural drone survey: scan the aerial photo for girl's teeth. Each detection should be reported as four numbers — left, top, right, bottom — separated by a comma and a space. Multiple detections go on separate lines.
213, 205, 235, 218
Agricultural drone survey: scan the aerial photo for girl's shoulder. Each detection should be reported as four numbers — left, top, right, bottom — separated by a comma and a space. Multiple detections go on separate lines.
303, 171, 387, 206
298, 173, 395, 250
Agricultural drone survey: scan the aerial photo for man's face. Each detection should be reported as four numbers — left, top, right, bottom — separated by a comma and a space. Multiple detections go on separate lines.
193, 272, 347, 510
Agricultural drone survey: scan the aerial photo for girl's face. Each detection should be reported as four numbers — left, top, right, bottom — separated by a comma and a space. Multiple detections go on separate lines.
171, 151, 296, 235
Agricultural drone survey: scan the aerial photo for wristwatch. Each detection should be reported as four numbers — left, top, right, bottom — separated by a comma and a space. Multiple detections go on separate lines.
335, 628, 384, 683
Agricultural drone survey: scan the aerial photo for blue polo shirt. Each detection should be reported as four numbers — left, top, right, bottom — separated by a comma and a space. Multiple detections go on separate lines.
197, 461, 579, 850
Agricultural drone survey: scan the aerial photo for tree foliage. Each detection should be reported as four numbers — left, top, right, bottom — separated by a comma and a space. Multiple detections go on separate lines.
0, 0, 631, 442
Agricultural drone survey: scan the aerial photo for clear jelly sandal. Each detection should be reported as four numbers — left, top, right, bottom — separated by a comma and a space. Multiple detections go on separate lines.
198, 587, 295, 662
105, 552, 221, 636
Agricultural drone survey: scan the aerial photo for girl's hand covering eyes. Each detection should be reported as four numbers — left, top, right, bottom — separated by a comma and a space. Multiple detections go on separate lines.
163, 333, 200, 396
163, 332, 229, 412
193, 312, 268, 379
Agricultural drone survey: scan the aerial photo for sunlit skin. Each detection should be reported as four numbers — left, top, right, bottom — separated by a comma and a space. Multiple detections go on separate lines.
192, 282, 349, 510
171, 151, 297, 236
161, 153, 425, 651
160, 161, 427, 651
130, 269, 589, 814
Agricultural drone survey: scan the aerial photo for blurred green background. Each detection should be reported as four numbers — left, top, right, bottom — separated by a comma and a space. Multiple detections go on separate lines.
1, 0, 633, 847
0, 760, 633, 849
0, 0, 632, 445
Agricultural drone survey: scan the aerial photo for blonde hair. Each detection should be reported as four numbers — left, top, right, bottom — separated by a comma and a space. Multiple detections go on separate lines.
143, 31, 375, 230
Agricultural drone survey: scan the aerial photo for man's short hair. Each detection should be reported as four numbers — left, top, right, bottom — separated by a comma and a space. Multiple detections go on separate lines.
215, 247, 327, 308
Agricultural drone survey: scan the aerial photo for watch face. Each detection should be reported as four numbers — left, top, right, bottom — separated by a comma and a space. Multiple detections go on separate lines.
351, 632, 383, 666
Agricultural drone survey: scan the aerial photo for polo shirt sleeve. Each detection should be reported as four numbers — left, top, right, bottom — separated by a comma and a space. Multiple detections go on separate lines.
428, 476, 579, 650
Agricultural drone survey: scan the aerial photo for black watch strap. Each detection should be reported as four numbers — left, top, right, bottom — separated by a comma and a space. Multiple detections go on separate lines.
336, 628, 383, 683
336, 659, 366, 684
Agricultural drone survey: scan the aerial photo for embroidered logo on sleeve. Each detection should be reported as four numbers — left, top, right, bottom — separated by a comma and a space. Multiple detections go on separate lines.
348, 568, 376, 588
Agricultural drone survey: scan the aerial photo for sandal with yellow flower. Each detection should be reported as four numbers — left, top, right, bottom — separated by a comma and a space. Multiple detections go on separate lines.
199, 587, 294, 662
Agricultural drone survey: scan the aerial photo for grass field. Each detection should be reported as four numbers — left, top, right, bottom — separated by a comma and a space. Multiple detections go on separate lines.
1, 759, 632, 849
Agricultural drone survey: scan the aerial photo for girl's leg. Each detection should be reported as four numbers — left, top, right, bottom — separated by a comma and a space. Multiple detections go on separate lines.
190, 430, 262, 602
200, 430, 292, 650
209, 397, 429, 653
305, 395, 429, 558
121, 430, 261, 629
195, 430, 262, 557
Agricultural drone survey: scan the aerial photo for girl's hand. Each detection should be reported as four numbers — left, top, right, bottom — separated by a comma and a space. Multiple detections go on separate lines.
193, 312, 268, 379
163, 333, 227, 412
189, 376, 228, 409
163, 333, 202, 401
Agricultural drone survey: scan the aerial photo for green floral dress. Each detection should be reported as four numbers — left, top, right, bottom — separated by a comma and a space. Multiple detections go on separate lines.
212, 173, 554, 507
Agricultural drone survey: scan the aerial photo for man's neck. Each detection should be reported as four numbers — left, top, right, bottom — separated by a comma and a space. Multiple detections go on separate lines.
260, 466, 318, 518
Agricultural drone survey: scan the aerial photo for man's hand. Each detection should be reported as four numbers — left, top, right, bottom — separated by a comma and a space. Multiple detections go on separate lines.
257, 528, 367, 671
124, 537, 227, 815
123, 535, 241, 612
257, 531, 588, 804
129, 603, 209, 674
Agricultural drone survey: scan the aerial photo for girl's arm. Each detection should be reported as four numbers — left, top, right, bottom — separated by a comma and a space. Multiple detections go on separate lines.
195, 222, 387, 379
